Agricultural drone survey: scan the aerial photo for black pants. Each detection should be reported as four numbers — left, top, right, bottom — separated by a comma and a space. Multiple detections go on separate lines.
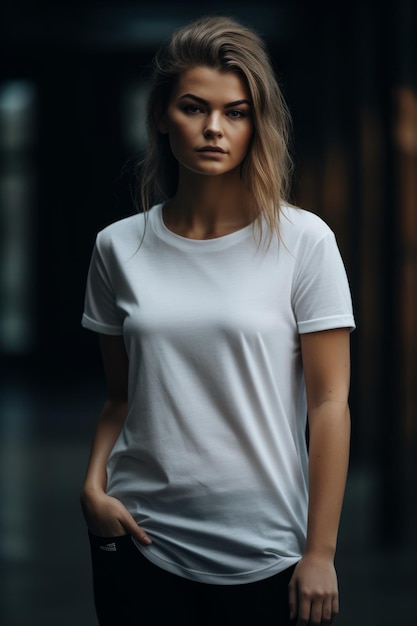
88, 532, 296, 625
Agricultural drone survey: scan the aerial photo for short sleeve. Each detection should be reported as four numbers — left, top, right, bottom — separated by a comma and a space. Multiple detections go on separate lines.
81, 235, 124, 335
293, 232, 355, 334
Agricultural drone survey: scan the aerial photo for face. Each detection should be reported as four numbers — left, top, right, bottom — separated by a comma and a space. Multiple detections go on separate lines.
159, 66, 253, 178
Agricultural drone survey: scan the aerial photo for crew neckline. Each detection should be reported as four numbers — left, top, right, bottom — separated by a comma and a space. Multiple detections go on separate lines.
150, 203, 255, 251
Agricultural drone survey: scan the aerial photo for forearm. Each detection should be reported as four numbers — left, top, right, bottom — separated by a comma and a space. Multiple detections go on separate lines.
305, 401, 351, 559
82, 399, 128, 495
291, 329, 351, 622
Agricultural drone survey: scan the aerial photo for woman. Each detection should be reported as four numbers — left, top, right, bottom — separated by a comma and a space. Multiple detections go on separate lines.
81, 15, 355, 626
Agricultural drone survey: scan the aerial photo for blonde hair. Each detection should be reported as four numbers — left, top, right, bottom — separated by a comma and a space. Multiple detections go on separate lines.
138, 15, 293, 237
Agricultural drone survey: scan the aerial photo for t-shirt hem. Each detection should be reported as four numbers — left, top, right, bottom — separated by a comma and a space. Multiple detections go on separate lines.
298, 315, 355, 334
81, 313, 123, 335
133, 540, 300, 585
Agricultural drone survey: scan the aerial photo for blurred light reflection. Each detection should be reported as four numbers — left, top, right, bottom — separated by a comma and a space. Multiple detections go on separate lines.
0, 80, 37, 353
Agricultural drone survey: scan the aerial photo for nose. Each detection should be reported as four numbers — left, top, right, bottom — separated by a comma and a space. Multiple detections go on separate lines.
204, 112, 223, 138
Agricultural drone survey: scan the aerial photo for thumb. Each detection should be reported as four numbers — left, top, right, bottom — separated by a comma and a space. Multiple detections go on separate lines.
122, 514, 152, 545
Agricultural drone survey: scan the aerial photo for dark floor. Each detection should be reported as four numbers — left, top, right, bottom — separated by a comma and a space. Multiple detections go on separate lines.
1, 379, 416, 626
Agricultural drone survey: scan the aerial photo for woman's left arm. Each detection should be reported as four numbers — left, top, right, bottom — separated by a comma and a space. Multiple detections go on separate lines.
289, 328, 351, 625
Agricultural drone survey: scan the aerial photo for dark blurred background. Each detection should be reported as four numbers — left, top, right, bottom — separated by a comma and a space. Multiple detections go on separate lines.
0, 1, 416, 624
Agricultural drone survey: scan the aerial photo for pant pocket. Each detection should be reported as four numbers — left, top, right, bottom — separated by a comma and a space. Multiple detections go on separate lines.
89, 530, 129, 546
88, 531, 135, 564
87, 531, 139, 624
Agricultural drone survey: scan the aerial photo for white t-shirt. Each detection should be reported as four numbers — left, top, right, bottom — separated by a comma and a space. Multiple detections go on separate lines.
82, 203, 355, 584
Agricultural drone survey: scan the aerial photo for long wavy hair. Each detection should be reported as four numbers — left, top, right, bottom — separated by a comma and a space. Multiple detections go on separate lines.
137, 15, 293, 237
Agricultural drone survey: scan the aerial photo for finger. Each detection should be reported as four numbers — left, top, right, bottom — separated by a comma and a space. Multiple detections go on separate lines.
322, 596, 333, 623
122, 515, 152, 545
134, 526, 152, 545
288, 580, 297, 621
309, 597, 324, 625
296, 594, 311, 626
331, 593, 340, 620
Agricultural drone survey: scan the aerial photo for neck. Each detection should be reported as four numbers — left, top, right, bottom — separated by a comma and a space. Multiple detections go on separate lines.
164, 170, 254, 239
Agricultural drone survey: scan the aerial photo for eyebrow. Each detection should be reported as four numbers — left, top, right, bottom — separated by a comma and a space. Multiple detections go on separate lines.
178, 93, 251, 108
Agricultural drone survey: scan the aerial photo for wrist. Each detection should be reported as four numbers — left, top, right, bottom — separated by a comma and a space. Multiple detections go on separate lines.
80, 483, 106, 503
303, 543, 336, 561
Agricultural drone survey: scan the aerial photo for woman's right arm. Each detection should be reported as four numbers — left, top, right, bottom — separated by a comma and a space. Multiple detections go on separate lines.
80, 334, 152, 544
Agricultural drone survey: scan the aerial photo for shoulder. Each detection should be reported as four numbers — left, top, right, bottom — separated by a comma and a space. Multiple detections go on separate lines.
95, 206, 159, 258
96, 212, 145, 248
279, 204, 334, 245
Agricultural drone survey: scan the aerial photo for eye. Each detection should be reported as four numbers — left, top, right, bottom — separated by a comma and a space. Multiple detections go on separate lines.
182, 104, 203, 114
227, 110, 247, 119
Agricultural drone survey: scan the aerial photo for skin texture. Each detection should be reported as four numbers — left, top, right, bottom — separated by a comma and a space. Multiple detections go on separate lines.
81, 66, 352, 625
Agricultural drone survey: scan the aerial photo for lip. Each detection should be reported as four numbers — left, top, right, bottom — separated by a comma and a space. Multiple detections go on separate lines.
197, 146, 226, 153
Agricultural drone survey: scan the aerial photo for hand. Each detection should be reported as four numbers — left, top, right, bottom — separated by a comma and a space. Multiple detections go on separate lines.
288, 554, 339, 625
80, 487, 152, 545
